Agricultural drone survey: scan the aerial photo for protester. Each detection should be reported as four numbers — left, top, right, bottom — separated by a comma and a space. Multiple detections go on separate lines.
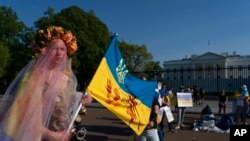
157, 82, 166, 141
175, 86, 187, 130
193, 105, 216, 131
192, 85, 199, 105
216, 114, 235, 131
134, 79, 160, 141
192, 105, 235, 133
165, 88, 176, 133
134, 95, 160, 141
199, 87, 205, 105
218, 89, 228, 116
157, 82, 175, 141
234, 85, 249, 125
200, 105, 216, 121
0, 26, 92, 141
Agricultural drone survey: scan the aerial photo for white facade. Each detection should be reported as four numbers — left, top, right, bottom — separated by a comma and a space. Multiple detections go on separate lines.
163, 52, 250, 80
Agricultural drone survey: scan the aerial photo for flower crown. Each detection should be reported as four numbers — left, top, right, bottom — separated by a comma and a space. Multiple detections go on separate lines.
32, 26, 77, 56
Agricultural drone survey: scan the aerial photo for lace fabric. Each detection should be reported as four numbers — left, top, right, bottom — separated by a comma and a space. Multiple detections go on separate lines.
0, 40, 82, 141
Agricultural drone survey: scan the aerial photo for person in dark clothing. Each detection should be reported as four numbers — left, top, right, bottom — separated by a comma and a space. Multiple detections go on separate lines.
218, 89, 228, 116
199, 87, 205, 105
135, 94, 160, 141
200, 105, 216, 121
193, 86, 199, 105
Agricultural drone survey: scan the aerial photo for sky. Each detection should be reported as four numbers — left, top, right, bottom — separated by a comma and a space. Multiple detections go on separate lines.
1, 0, 250, 65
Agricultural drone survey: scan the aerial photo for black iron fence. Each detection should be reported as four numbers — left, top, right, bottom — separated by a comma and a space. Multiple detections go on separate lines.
133, 66, 250, 95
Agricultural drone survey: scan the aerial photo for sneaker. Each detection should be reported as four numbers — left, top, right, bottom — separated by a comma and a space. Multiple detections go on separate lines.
193, 127, 199, 131
175, 125, 180, 129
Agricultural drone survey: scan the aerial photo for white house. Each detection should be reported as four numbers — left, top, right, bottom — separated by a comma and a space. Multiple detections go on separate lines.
163, 52, 250, 92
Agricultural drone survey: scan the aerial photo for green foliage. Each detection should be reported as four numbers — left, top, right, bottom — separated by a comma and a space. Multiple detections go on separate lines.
0, 6, 26, 43
0, 42, 10, 78
119, 40, 161, 80
0, 6, 31, 93
119, 41, 153, 72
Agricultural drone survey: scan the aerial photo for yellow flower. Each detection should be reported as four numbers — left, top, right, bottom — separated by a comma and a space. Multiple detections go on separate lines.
45, 29, 52, 40
63, 32, 73, 44
32, 26, 78, 56
67, 41, 78, 55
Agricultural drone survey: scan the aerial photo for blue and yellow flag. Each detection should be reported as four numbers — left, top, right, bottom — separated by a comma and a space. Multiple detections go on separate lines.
87, 34, 157, 135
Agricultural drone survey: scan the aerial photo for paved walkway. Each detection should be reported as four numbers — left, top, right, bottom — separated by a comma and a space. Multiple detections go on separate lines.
176, 99, 234, 114
87, 96, 237, 115
0, 95, 248, 115
83, 99, 235, 141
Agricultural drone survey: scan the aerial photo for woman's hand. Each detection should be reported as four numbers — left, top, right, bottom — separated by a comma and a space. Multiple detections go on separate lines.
43, 128, 71, 141
81, 91, 93, 105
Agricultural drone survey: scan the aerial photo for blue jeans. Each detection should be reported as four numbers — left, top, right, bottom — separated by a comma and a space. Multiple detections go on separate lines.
135, 128, 159, 141
235, 104, 248, 124
158, 129, 164, 141
177, 107, 186, 124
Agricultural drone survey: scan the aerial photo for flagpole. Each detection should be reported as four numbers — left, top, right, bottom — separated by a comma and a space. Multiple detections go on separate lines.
66, 103, 83, 133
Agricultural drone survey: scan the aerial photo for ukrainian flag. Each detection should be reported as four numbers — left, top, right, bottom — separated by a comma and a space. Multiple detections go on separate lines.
87, 34, 157, 135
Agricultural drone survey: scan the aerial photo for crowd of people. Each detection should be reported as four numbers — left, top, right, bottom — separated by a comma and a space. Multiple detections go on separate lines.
134, 79, 249, 141
134, 81, 208, 141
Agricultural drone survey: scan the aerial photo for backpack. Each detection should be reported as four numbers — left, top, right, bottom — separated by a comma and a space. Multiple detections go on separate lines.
217, 114, 235, 130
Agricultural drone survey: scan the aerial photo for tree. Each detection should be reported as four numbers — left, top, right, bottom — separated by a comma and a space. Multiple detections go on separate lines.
0, 6, 30, 93
34, 6, 111, 89
119, 41, 153, 72
0, 42, 10, 78
118, 40, 162, 80
0, 6, 25, 43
